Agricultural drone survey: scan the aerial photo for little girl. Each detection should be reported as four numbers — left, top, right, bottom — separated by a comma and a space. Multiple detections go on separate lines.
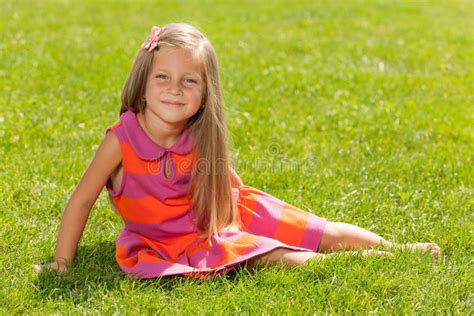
37, 23, 440, 278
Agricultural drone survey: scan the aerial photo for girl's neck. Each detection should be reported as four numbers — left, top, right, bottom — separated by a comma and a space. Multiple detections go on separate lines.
137, 111, 185, 149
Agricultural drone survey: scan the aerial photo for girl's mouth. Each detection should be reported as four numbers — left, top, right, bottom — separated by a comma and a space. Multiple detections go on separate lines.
162, 100, 185, 106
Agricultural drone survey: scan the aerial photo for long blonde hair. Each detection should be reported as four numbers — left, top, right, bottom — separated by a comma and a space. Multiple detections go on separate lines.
120, 23, 240, 238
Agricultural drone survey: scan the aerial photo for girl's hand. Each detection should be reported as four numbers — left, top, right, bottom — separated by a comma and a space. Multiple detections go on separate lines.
33, 259, 70, 273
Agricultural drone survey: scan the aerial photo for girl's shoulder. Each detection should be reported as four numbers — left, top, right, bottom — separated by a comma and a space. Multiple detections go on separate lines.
105, 112, 131, 145
101, 131, 122, 156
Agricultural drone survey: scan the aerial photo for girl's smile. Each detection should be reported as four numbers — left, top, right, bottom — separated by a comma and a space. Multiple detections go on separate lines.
161, 99, 186, 106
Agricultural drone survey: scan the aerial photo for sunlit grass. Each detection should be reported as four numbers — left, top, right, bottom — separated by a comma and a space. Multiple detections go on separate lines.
0, 0, 472, 313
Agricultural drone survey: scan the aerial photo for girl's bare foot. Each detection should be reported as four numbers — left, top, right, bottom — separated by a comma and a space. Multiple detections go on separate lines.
402, 242, 441, 258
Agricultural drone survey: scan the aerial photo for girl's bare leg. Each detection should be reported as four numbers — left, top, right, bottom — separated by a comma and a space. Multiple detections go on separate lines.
245, 220, 442, 269
318, 221, 441, 258
246, 247, 393, 268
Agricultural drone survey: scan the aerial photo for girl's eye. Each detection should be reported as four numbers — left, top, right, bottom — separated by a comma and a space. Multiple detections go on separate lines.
155, 75, 198, 85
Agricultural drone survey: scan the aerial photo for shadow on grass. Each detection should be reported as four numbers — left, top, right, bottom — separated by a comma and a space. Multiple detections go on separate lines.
34, 241, 406, 304
32, 241, 262, 303
34, 241, 121, 302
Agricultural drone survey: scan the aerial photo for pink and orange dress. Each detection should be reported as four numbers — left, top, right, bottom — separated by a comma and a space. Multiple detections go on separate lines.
106, 111, 327, 279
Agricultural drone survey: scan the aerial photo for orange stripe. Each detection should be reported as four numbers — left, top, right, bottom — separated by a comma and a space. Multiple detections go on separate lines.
171, 150, 196, 174
139, 232, 198, 261
237, 202, 257, 230
121, 145, 196, 175
116, 243, 138, 268
236, 190, 259, 229
136, 248, 172, 264
163, 195, 190, 206
121, 143, 161, 175
114, 195, 190, 224
273, 204, 308, 247
212, 233, 260, 268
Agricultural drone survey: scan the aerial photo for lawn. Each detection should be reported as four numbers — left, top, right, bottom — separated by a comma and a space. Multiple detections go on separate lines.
0, 0, 472, 313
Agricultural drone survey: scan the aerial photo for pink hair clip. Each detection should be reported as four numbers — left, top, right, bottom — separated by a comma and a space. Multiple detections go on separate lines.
141, 26, 161, 52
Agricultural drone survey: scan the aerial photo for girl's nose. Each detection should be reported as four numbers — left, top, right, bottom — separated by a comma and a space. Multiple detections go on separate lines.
167, 80, 183, 95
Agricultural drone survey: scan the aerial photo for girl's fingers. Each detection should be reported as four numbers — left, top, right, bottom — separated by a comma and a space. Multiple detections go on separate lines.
32, 262, 68, 273
32, 264, 43, 273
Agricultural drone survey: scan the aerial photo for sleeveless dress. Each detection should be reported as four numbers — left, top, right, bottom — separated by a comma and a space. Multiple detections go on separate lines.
106, 111, 327, 279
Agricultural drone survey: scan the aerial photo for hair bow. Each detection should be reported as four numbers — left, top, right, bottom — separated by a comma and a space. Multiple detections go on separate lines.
141, 26, 161, 52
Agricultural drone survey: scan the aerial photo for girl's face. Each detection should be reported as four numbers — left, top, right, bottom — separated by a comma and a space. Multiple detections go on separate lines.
144, 45, 204, 128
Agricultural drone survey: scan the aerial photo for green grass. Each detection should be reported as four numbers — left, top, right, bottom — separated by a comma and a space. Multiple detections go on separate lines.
1, 0, 473, 313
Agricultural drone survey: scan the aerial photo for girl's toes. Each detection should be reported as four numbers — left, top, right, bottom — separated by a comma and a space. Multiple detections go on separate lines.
431, 244, 441, 258
414, 242, 441, 258
429, 243, 441, 254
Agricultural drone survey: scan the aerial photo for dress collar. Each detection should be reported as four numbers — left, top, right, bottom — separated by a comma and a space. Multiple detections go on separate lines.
120, 110, 194, 161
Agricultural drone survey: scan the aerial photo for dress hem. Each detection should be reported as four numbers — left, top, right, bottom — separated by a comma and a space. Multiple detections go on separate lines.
120, 242, 318, 279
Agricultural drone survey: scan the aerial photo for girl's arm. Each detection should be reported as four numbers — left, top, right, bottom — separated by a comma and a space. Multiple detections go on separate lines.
44, 132, 122, 272
230, 167, 243, 187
